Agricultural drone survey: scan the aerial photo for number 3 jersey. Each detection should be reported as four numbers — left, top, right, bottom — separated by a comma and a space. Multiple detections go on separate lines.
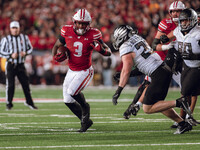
119, 34, 163, 76
173, 25, 200, 68
61, 25, 102, 71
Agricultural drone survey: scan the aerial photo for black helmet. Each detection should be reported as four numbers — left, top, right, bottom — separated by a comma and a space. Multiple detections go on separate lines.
112, 25, 138, 50
179, 8, 198, 32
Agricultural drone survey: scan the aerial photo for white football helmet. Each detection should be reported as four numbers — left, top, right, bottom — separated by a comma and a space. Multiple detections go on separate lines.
169, 1, 186, 22
72, 9, 92, 35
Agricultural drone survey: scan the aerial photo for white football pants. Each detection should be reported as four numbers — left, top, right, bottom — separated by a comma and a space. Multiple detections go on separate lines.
63, 66, 94, 103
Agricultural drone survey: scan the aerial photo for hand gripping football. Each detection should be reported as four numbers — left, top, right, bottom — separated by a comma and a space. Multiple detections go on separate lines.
54, 46, 69, 62
58, 46, 69, 53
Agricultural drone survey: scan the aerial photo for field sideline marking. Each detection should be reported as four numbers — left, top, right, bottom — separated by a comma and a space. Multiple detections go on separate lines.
1, 143, 200, 149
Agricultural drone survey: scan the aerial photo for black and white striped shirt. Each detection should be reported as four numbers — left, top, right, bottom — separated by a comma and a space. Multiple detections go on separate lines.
0, 33, 33, 64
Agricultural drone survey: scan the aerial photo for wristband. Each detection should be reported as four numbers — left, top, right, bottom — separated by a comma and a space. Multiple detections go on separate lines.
161, 45, 170, 51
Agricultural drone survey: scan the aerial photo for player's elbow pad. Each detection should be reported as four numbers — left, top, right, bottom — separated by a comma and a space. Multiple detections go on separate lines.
152, 38, 160, 51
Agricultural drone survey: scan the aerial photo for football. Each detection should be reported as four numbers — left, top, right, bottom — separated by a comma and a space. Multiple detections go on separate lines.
57, 46, 69, 57
57, 46, 69, 53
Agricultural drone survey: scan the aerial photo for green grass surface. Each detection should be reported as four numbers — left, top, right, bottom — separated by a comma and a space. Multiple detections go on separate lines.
0, 86, 200, 150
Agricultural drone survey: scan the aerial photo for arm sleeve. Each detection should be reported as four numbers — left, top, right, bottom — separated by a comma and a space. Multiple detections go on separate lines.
58, 34, 66, 45
152, 38, 161, 51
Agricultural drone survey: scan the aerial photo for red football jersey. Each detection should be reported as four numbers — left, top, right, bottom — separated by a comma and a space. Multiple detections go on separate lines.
156, 18, 177, 60
158, 18, 176, 34
61, 25, 102, 71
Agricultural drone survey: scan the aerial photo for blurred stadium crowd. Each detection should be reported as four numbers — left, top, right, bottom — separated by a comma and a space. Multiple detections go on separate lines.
0, 0, 199, 86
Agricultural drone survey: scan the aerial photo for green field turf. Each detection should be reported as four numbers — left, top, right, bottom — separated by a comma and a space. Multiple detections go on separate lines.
0, 86, 200, 150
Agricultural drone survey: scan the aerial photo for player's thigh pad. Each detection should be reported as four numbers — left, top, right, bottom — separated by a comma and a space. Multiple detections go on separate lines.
63, 66, 94, 99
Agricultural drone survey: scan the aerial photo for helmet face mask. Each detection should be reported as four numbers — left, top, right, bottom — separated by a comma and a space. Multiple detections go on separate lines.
169, 1, 186, 22
112, 25, 136, 50
179, 8, 198, 32
73, 21, 90, 35
72, 9, 92, 35
112, 35, 126, 50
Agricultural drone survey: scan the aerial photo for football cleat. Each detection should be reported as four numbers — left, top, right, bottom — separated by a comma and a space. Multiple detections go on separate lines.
192, 118, 200, 124
174, 122, 192, 134
78, 119, 93, 133
185, 117, 199, 126
24, 102, 38, 110
176, 97, 192, 117
6, 103, 13, 110
123, 110, 131, 119
123, 104, 133, 119
170, 122, 178, 129
129, 104, 140, 116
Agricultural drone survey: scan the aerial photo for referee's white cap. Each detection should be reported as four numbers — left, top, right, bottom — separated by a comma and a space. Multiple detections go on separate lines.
10, 21, 20, 28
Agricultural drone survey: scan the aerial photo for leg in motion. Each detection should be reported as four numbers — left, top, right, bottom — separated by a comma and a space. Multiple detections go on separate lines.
72, 92, 93, 132
65, 102, 82, 120
123, 80, 150, 119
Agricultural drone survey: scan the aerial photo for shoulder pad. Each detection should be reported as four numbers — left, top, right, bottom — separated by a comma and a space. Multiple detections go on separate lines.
90, 28, 102, 40
61, 25, 73, 36
158, 18, 173, 32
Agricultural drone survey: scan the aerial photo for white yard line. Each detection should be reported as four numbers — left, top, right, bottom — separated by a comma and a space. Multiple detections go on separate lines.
0, 98, 131, 103
0, 142, 200, 149
0, 129, 200, 136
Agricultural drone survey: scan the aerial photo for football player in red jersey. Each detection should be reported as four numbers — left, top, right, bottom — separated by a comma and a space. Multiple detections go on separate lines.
52, 8, 111, 132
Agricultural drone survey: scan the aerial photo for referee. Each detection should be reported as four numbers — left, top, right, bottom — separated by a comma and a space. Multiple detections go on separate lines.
0, 21, 38, 110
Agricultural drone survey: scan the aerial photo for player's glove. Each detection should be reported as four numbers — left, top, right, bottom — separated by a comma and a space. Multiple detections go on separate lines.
181, 52, 200, 60
160, 35, 169, 44
172, 62, 179, 75
113, 72, 121, 82
172, 55, 183, 75
53, 52, 67, 62
90, 40, 102, 52
112, 86, 123, 105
